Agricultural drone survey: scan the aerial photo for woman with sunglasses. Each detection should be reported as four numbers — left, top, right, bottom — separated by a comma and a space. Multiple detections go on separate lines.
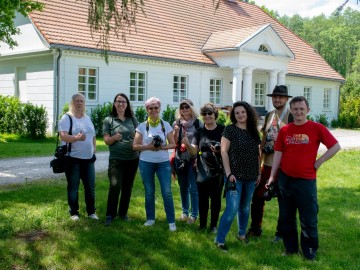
183, 103, 224, 233
173, 99, 202, 224
133, 97, 177, 231
103, 93, 139, 226
215, 101, 261, 251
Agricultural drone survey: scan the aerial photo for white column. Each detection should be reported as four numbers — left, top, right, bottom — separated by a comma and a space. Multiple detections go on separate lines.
268, 70, 278, 111
232, 67, 243, 102
278, 70, 287, 85
243, 67, 254, 103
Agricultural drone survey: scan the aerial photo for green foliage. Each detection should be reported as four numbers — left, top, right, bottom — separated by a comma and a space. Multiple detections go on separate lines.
61, 102, 69, 117
315, 113, 329, 127
216, 109, 228, 125
89, 102, 112, 137
134, 106, 147, 123
0, 0, 43, 49
0, 95, 24, 134
22, 103, 48, 139
161, 104, 176, 124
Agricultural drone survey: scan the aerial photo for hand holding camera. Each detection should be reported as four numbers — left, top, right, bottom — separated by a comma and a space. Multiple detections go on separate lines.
209, 140, 221, 152
263, 183, 279, 201
152, 135, 163, 148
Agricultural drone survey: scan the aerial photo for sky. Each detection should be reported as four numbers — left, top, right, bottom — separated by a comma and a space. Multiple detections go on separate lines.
253, 0, 360, 18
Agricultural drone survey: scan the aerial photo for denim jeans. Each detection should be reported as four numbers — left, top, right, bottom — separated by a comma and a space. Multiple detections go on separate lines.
216, 178, 256, 244
278, 171, 318, 260
139, 160, 175, 223
65, 157, 96, 216
175, 158, 198, 218
106, 158, 139, 218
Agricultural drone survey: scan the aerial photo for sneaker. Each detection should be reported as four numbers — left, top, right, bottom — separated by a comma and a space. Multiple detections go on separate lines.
187, 216, 196, 224
104, 216, 113, 226
179, 214, 188, 222
144, 220, 155, 226
272, 236, 283, 243
216, 243, 228, 252
246, 228, 262, 237
70, 215, 80, 221
237, 235, 249, 244
88, 213, 99, 220
169, 223, 177, 231
211, 227, 217, 234
120, 215, 131, 221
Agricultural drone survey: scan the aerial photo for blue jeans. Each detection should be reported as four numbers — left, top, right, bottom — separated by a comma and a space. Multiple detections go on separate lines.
216, 178, 256, 244
139, 160, 175, 223
65, 157, 96, 216
175, 158, 198, 218
278, 171, 318, 259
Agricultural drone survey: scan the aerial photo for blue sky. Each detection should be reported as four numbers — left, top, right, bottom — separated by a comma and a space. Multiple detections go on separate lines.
254, 0, 360, 17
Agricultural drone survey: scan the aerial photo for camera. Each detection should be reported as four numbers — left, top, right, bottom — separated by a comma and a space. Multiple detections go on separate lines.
225, 180, 236, 192
262, 145, 274, 154
55, 145, 68, 158
152, 135, 163, 148
263, 184, 279, 201
210, 140, 221, 151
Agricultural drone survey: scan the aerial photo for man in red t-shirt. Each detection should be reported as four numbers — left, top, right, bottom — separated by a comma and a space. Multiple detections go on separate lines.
266, 96, 340, 260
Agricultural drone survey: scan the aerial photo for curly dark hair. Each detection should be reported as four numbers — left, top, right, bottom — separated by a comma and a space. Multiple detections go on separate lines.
230, 101, 260, 142
110, 93, 134, 118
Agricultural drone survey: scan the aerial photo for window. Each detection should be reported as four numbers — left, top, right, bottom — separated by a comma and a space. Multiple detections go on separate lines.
130, 72, 146, 102
323, 88, 331, 110
173, 75, 187, 102
78, 67, 98, 101
254, 83, 266, 106
304, 87, 311, 105
258, 44, 269, 53
210, 79, 222, 104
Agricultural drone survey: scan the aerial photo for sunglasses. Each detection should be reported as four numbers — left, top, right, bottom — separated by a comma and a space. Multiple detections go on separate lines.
201, 112, 213, 116
180, 105, 190, 110
148, 106, 159, 111
115, 100, 127, 104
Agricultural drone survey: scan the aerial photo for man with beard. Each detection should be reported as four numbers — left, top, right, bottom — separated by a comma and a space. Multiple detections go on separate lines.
247, 85, 293, 242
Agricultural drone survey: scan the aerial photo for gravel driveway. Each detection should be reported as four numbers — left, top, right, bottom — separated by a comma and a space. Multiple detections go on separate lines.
0, 129, 359, 186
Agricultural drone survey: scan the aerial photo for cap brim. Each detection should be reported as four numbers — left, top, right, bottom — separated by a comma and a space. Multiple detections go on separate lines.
267, 94, 292, 98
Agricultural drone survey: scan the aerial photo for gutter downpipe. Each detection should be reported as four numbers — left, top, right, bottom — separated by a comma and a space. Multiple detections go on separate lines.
53, 48, 62, 134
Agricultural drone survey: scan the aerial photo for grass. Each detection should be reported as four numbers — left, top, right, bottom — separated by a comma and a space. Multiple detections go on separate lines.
0, 150, 359, 270
0, 134, 108, 159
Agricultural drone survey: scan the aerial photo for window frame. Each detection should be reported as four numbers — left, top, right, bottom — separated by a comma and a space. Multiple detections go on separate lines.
303, 86, 312, 106
78, 67, 99, 102
323, 88, 331, 111
172, 75, 188, 103
209, 78, 222, 105
254, 82, 266, 106
129, 71, 147, 102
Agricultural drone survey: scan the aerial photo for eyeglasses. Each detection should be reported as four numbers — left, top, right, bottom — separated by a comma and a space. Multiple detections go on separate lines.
201, 112, 213, 116
115, 100, 127, 104
148, 106, 159, 111
180, 105, 190, 110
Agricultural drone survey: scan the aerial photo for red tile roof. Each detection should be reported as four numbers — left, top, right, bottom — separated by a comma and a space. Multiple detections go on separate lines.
29, 0, 344, 81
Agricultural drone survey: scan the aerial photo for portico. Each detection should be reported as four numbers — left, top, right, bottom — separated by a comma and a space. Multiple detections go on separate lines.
202, 24, 294, 112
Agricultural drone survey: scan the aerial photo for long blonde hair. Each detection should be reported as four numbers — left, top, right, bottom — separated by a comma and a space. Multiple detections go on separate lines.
69, 93, 87, 117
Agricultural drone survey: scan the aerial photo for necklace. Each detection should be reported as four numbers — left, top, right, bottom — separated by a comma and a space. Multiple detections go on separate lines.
147, 117, 160, 127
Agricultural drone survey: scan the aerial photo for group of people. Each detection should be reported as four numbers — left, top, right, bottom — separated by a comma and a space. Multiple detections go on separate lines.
58, 85, 340, 261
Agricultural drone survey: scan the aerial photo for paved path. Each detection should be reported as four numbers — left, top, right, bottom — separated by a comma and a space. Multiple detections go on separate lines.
0, 129, 359, 186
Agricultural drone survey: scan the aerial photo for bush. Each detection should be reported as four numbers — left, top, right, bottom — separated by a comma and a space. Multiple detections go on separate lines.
90, 102, 112, 137
216, 109, 228, 125
315, 113, 329, 127
135, 106, 147, 123
0, 95, 24, 134
23, 103, 48, 139
162, 105, 176, 124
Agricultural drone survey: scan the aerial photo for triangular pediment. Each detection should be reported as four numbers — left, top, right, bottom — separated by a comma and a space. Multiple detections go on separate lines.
202, 24, 294, 68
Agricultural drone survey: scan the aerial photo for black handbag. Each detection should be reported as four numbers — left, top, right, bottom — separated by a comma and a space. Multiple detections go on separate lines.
50, 114, 72, 173
196, 153, 221, 183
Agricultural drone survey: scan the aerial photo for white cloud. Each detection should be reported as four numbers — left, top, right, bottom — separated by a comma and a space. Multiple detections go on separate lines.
253, 0, 360, 18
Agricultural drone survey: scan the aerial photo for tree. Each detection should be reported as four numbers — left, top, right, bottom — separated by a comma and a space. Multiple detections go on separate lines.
0, 0, 43, 49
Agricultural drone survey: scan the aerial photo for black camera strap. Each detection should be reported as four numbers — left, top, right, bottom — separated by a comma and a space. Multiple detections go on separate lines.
145, 120, 166, 141
55, 113, 73, 155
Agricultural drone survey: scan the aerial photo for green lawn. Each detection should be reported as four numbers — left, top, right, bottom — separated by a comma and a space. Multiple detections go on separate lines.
0, 150, 359, 269
0, 134, 108, 159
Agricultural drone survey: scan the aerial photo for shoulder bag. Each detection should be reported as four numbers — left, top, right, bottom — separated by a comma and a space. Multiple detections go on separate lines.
50, 114, 72, 173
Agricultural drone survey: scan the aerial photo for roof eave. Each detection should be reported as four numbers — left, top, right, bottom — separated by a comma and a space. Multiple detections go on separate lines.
287, 73, 345, 83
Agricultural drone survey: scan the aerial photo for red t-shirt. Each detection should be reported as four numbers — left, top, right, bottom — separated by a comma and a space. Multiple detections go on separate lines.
274, 121, 338, 179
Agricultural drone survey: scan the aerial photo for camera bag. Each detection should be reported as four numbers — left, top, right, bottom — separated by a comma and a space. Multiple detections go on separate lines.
50, 114, 72, 173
